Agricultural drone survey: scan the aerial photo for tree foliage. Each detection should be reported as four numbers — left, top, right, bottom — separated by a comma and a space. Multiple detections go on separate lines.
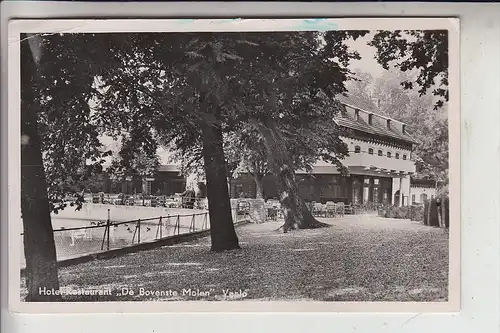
369, 30, 448, 109
30, 33, 132, 213
345, 69, 377, 109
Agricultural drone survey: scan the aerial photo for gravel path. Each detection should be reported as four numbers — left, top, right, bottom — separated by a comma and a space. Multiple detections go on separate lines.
21, 215, 449, 302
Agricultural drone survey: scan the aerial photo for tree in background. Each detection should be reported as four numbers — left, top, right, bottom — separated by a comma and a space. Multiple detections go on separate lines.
104, 131, 161, 190
225, 125, 269, 199
345, 69, 377, 109
369, 30, 449, 109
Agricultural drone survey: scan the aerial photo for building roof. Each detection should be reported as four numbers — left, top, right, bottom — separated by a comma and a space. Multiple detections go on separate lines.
410, 177, 437, 188
335, 93, 418, 145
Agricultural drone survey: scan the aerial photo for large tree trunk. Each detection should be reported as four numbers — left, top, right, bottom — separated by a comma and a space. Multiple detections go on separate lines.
252, 119, 329, 232
21, 35, 61, 301
200, 114, 240, 252
253, 174, 264, 199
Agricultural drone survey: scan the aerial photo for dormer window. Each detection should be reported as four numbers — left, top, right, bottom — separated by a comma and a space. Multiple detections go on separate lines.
355, 109, 360, 121
368, 148, 374, 155
354, 146, 361, 153
403, 154, 407, 160
378, 150, 383, 156
387, 119, 391, 130
368, 114, 373, 125
387, 152, 392, 158
395, 153, 400, 159
402, 124, 406, 134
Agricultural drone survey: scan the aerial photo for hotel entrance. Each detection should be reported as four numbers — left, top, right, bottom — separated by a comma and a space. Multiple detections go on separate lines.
351, 175, 392, 206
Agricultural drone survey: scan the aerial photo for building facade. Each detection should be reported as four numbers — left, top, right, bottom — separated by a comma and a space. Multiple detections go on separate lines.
410, 178, 437, 204
229, 94, 418, 206
101, 165, 186, 196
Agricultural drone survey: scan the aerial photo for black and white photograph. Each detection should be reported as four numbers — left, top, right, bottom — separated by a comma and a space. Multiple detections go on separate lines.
8, 18, 459, 312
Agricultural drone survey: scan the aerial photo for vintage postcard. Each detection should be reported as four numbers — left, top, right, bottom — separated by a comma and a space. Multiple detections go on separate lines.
7, 18, 460, 313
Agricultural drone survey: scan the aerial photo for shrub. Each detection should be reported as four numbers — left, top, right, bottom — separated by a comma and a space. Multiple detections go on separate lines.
378, 205, 410, 219
423, 197, 449, 229
410, 205, 424, 222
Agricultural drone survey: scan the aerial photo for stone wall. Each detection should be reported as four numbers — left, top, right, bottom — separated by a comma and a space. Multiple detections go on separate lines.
231, 198, 266, 224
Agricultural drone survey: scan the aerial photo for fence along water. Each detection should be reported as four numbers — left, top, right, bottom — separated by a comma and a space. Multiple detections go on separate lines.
20, 208, 249, 269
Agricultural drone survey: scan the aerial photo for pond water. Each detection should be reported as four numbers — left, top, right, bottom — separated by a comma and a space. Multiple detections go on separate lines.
20, 211, 247, 269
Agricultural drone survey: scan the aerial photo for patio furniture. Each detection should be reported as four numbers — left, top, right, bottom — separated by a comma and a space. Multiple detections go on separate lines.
92, 195, 100, 204
157, 196, 166, 207
344, 203, 355, 214
325, 201, 336, 218
335, 202, 345, 217
313, 203, 325, 217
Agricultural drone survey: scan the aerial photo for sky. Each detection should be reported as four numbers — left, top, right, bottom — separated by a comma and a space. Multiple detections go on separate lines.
345, 32, 386, 79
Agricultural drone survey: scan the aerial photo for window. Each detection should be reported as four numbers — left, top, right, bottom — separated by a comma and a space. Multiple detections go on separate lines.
368, 148, 374, 155
374, 178, 379, 185
403, 154, 407, 160
382, 191, 389, 204
412, 194, 416, 204
387, 151, 392, 158
394, 190, 401, 206
374, 187, 380, 204
354, 146, 361, 153
329, 176, 339, 184
395, 153, 400, 159
420, 193, 428, 202
352, 180, 361, 204
378, 150, 383, 156
332, 185, 344, 198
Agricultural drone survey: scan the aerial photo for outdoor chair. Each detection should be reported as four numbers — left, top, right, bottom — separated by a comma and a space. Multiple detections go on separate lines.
92, 195, 100, 204
344, 203, 355, 214
325, 201, 336, 218
312, 203, 325, 217
335, 202, 345, 216
310, 201, 317, 212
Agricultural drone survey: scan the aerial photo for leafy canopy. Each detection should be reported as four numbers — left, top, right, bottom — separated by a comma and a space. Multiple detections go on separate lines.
369, 30, 448, 109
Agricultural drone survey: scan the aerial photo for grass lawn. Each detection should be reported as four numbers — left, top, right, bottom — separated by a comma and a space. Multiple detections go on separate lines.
21, 215, 449, 302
